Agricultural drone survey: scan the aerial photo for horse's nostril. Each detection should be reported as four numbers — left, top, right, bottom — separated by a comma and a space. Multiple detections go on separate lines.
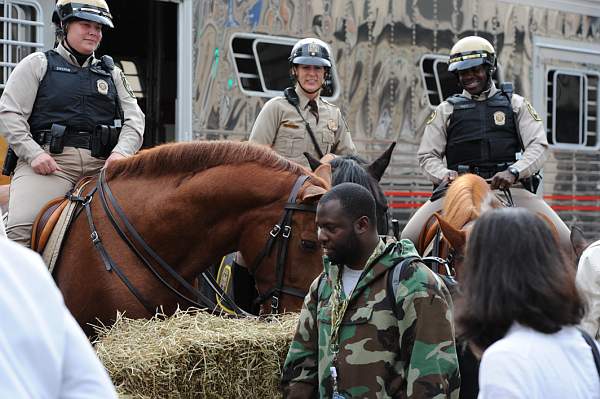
301, 240, 318, 251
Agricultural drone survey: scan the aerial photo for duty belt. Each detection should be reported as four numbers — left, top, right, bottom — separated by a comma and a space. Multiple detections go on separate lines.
454, 163, 513, 179
34, 129, 92, 150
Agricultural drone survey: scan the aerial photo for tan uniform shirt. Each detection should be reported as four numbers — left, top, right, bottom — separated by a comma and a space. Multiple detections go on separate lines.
0, 43, 145, 164
418, 82, 548, 185
249, 85, 356, 167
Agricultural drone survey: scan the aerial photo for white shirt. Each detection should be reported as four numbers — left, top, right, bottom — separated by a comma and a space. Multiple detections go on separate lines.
0, 238, 117, 398
577, 240, 600, 338
342, 265, 362, 297
478, 323, 600, 399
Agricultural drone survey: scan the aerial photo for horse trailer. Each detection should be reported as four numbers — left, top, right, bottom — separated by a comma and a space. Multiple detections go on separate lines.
2, 0, 600, 237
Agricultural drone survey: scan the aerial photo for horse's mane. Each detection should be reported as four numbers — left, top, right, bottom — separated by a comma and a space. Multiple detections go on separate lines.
419, 174, 497, 252
106, 141, 307, 180
330, 156, 371, 188
442, 174, 494, 230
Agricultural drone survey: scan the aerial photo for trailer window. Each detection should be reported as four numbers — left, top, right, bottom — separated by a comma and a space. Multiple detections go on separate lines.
230, 33, 339, 100
547, 69, 598, 148
0, 0, 43, 91
420, 54, 501, 107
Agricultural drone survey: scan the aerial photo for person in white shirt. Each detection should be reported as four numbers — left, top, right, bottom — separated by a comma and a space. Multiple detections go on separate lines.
456, 208, 599, 399
0, 237, 117, 398
576, 240, 600, 339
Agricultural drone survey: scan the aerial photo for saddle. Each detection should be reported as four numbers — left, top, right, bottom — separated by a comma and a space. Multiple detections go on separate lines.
31, 177, 95, 254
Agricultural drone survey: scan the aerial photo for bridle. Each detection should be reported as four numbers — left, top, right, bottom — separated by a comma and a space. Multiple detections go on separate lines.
247, 174, 317, 314
71, 170, 316, 317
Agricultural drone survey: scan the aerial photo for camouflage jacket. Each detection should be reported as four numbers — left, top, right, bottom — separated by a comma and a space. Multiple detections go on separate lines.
281, 239, 460, 399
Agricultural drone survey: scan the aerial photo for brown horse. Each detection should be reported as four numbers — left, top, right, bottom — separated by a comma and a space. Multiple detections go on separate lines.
53, 141, 330, 334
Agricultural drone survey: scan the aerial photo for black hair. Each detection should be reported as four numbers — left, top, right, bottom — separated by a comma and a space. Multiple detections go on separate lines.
319, 182, 376, 228
457, 208, 584, 351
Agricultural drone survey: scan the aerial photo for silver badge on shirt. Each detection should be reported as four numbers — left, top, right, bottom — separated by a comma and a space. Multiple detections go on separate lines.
97, 79, 109, 95
494, 111, 506, 126
327, 119, 338, 131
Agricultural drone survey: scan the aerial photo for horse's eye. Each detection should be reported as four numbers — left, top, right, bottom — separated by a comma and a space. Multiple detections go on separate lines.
301, 240, 318, 251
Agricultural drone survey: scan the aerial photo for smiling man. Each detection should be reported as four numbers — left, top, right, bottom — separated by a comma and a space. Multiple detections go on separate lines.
281, 183, 460, 398
249, 37, 355, 168
402, 36, 571, 255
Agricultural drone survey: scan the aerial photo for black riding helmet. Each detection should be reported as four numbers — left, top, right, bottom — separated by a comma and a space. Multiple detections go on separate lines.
289, 38, 332, 68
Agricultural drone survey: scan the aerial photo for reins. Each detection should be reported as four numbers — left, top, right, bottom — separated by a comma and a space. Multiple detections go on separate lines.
72, 169, 252, 317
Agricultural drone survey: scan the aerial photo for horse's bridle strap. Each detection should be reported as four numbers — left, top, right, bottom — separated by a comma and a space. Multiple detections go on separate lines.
248, 174, 316, 313
285, 203, 317, 212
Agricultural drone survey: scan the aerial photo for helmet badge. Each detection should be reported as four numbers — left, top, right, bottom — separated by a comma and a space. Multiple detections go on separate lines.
308, 43, 319, 56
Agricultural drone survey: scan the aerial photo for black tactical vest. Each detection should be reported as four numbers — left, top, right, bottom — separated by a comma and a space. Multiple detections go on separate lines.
28, 50, 118, 133
445, 90, 521, 172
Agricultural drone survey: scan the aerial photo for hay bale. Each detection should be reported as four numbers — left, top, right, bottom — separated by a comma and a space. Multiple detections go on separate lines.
94, 310, 299, 398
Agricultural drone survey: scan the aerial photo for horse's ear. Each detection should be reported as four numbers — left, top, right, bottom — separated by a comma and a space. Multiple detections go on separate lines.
312, 163, 332, 188
433, 212, 466, 251
300, 185, 328, 202
366, 142, 396, 182
570, 225, 588, 259
303, 152, 322, 172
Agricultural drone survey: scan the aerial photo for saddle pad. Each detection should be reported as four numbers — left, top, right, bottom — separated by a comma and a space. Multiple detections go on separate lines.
41, 177, 94, 273
42, 198, 79, 273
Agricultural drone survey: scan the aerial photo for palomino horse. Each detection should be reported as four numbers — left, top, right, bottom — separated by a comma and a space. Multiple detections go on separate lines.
53, 141, 330, 334
417, 173, 501, 280
304, 142, 396, 235
416, 174, 500, 399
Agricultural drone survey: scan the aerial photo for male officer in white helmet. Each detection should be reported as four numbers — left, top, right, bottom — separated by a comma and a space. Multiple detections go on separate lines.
249, 37, 356, 168
402, 36, 571, 254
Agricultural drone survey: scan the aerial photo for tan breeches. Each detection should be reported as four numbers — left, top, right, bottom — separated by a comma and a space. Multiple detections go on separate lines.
401, 187, 572, 256
0, 209, 6, 238
6, 147, 104, 248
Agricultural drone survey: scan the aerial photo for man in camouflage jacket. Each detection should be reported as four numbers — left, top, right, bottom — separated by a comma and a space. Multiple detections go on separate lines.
282, 183, 460, 399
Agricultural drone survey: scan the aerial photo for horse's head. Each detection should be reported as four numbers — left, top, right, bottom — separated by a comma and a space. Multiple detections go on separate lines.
243, 161, 332, 314
304, 142, 395, 235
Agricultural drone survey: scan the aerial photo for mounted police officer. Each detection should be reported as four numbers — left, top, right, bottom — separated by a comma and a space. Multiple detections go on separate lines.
249, 37, 356, 168
0, 0, 145, 248
402, 36, 571, 254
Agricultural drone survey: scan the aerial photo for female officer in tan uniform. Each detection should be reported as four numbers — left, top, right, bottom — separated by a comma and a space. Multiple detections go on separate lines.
0, 0, 145, 247
249, 37, 356, 168
401, 36, 571, 254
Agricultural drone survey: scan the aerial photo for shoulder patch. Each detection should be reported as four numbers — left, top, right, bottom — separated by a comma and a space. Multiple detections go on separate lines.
525, 100, 542, 122
320, 98, 338, 108
426, 109, 437, 125
119, 70, 135, 98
